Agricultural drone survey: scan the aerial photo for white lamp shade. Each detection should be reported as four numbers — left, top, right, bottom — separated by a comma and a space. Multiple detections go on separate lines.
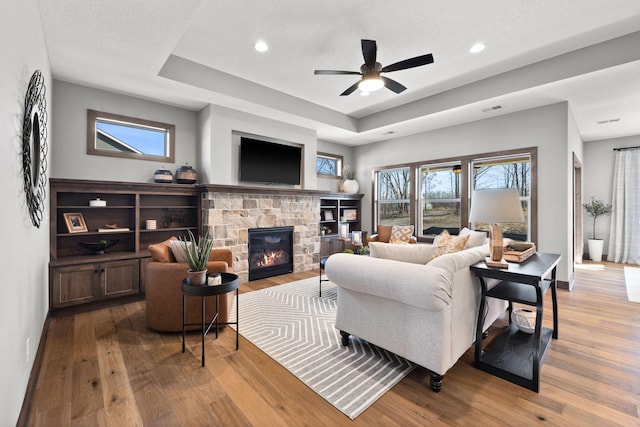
469, 188, 524, 224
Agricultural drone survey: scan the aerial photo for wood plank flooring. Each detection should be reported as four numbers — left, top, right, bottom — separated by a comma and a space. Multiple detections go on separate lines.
20, 263, 640, 426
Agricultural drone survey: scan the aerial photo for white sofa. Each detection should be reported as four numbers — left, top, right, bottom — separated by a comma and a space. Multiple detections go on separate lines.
325, 241, 507, 391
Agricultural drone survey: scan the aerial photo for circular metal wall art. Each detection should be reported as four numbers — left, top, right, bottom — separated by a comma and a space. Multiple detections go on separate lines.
22, 70, 48, 228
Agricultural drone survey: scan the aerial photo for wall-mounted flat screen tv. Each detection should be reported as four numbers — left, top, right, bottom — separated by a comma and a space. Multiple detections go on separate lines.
240, 137, 302, 185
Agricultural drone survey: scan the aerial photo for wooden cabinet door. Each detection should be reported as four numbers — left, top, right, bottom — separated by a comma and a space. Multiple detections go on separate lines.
101, 259, 140, 299
50, 264, 100, 308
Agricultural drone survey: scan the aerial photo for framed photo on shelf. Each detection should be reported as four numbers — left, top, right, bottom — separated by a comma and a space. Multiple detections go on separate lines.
64, 212, 88, 233
343, 209, 357, 221
323, 210, 334, 221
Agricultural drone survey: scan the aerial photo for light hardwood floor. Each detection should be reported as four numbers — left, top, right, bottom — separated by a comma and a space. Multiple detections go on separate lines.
21, 263, 640, 426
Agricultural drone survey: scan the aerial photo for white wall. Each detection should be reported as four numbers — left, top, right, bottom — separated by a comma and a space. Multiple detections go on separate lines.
51, 80, 199, 182
198, 104, 318, 188
316, 139, 355, 193
583, 134, 640, 255
354, 102, 574, 282
0, 0, 51, 423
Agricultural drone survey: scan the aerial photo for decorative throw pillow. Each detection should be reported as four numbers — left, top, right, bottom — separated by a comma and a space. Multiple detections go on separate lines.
390, 225, 414, 243
430, 245, 448, 260
169, 239, 191, 263
432, 230, 470, 254
148, 237, 177, 263
459, 227, 488, 249
376, 225, 393, 243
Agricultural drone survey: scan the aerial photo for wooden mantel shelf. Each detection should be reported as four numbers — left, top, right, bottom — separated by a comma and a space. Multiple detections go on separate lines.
197, 184, 363, 198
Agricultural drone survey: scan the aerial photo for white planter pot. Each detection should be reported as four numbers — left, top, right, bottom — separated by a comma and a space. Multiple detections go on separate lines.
342, 179, 359, 194
587, 239, 604, 262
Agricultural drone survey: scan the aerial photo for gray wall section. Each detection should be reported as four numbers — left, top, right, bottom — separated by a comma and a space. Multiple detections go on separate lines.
0, 0, 51, 424
51, 80, 199, 182
354, 102, 574, 282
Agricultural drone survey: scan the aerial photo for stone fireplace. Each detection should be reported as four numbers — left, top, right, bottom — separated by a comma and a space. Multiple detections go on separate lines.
199, 186, 322, 283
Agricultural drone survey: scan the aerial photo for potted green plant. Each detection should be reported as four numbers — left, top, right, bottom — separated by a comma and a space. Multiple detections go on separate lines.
180, 229, 215, 285
583, 197, 612, 262
320, 225, 331, 236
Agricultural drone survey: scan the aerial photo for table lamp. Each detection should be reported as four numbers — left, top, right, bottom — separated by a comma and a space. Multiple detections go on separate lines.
469, 188, 524, 268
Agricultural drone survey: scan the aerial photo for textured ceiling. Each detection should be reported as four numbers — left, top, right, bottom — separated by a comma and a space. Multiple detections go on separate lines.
38, 0, 640, 145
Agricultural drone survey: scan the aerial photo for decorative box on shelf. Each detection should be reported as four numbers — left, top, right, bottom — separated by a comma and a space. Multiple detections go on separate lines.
503, 242, 536, 263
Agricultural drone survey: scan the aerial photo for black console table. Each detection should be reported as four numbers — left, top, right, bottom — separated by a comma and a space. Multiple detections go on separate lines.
470, 252, 560, 392
182, 272, 239, 367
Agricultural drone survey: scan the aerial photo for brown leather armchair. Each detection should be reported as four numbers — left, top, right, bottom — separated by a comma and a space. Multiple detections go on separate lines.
366, 224, 417, 244
145, 237, 234, 332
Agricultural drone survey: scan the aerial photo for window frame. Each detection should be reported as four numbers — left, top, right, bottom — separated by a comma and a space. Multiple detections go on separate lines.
372, 147, 537, 243
316, 152, 343, 178
87, 109, 175, 163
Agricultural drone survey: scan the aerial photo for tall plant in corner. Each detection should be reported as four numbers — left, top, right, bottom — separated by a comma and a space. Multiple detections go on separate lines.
583, 197, 612, 262
180, 229, 214, 285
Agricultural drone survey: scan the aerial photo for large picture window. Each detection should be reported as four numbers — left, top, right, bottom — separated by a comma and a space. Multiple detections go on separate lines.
419, 163, 461, 235
375, 167, 412, 226
373, 148, 536, 242
471, 155, 531, 241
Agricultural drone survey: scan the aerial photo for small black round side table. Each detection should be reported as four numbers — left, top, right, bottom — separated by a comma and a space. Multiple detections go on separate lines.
182, 272, 239, 367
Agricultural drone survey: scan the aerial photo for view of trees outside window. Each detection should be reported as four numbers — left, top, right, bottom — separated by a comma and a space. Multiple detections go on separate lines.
419, 164, 461, 234
472, 156, 530, 240
376, 167, 411, 226
374, 153, 531, 240
316, 154, 341, 176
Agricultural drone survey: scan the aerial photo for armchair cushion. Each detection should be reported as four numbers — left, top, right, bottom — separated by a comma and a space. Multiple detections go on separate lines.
377, 225, 393, 243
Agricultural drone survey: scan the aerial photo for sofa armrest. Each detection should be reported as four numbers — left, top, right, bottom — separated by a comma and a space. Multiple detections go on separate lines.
209, 248, 233, 270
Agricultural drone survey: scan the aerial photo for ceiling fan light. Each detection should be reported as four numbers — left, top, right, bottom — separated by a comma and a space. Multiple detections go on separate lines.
358, 77, 384, 92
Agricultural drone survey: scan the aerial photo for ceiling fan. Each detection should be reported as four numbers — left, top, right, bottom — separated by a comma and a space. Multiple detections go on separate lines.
314, 39, 434, 96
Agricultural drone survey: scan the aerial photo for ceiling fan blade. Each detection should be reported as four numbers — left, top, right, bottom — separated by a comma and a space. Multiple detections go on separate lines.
381, 76, 407, 94
381, 53, 434, 73
314, 70, 361, 75
361, 39, 377, 70
340, 81, 361, 96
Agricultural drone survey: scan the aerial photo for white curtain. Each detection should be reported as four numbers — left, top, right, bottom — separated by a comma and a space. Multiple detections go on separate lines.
607, 148, 640, 264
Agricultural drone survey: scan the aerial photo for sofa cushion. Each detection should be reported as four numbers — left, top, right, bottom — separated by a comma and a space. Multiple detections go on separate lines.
148, 237, 177, 263
433, 230, 469, 253
376, 225, 393, 243
390, 225, 414, 243
369, 241, 436, 264
459, 227, 488, 249
169, 239, 191, 263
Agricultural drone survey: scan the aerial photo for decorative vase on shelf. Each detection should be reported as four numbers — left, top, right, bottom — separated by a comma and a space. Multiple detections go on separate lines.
154, 168, 173, 183
342, 179, 359, 194
176, 163, 198, 184
188, 270, 207, 286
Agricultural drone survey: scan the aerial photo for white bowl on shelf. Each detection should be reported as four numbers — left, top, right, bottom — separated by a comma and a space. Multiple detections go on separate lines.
511, 308, 536, 334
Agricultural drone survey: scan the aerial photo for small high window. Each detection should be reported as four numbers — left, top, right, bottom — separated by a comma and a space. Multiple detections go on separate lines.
316, 152, 342, 177
87, 110, 175, 163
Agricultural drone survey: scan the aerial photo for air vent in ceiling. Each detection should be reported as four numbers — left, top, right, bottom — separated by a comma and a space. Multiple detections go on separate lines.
597, 118, 621, 125
482, 105, 503, 113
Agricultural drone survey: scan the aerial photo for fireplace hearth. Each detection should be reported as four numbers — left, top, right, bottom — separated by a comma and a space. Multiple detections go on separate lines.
248, 226, 294, 281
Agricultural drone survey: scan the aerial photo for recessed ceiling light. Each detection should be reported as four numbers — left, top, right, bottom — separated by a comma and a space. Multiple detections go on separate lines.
470, 43, 485, 53
254, 40, 269, 52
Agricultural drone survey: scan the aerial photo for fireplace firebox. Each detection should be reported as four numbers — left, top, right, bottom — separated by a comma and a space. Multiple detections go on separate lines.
248, 226, 294, 281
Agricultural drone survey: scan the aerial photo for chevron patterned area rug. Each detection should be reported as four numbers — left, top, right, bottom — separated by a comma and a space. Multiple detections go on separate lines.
228, 277, 415, 419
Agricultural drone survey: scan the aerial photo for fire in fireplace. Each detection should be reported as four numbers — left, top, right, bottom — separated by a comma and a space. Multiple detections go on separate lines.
248, 226, 294, 280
